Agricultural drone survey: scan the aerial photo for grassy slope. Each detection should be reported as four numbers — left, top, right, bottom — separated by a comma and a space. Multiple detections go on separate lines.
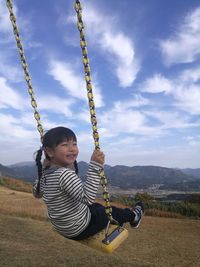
0, 186, 200, 267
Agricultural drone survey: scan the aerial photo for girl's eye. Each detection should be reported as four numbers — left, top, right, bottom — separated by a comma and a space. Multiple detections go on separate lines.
62, 143, 69, 146
61, 142, 77, 146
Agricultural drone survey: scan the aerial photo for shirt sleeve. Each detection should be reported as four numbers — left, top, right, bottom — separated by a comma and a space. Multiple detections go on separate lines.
59, 161, 103, 205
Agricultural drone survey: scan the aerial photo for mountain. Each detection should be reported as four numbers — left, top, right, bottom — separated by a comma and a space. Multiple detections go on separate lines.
106, 165, 195, 189
0, 162, 37, 183
9, 161, 35, 168
0, 164, 17, 178
0, 161, 199, 191
78, 161, 112, 181
181, 168, 200, 179
78, 163, 196, 190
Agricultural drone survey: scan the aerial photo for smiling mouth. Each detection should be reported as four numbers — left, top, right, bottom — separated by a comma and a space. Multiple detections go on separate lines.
66, 155, 76, 159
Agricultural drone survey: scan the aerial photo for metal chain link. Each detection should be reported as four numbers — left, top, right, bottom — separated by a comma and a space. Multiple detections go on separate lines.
6, 0, 44, 139
74, 0, 115, 223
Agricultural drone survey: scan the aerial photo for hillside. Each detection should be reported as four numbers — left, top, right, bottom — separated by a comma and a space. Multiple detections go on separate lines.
0, 176, 32, 193
0, 164, 16, 177
0, 162, 37, 182
181, 168, 200, 179
0, 186, 200, 267
1, 161, 199, 191
105, 165, 195, 189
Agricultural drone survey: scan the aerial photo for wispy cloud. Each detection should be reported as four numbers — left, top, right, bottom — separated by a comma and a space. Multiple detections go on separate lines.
160, 6, 200, 66
179, 67, 200, 83
0, 113, 40, 165
140, 74, 173, 94
0, 113, 37, 140
48, 59, 103, 108
38, 95, 75, 117
140, 66, 200, 116
144, 109, 198, 130
113, 94, 150, 111
175, 84, 200, 115
0, 77, 28, 110
67, 3, 140, 88
0, 0, 14, 34
0, 54, 23, 82
0, 1, 36, 82
185, 135, 200, 147
98, 95, 163, 137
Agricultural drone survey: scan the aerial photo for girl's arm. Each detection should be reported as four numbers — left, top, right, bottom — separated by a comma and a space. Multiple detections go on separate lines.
59, 161, 103, 205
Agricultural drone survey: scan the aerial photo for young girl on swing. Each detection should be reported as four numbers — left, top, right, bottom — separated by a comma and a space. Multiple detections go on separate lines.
33, 126, 144, 240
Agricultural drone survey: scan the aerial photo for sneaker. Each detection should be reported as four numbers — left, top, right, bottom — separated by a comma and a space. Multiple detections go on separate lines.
130, 201, 144, 229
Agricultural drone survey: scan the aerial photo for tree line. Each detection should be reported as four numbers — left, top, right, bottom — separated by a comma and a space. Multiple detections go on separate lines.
110, 193, 200, 219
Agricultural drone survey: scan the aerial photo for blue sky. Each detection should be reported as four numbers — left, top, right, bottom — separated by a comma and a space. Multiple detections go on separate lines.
0, 0, 200, 168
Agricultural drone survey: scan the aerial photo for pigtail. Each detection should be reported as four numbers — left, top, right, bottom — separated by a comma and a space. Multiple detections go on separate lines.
74, 160, 79, 174
34, 147, 43, 197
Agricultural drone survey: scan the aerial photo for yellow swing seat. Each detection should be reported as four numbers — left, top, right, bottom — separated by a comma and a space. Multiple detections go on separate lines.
79, 224, 128, 253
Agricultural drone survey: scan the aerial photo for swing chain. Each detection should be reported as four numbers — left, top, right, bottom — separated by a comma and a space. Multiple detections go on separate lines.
74, 0, 115, 223
7, 0, 115, 224
6, 0, 44, 139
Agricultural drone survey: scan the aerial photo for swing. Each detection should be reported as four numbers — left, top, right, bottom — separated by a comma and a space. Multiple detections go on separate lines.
6, 0, 128, 253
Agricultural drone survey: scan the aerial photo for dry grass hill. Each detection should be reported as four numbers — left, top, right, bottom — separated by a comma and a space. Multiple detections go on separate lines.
0, 177, 200, 267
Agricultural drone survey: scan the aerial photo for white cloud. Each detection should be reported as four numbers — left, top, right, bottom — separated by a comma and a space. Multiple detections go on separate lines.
160, 7, 200, 66
0, 113, 37, 140
101, 32, 140, 87
0, 55, 23, 82
0, 113, 40, 165
0, 1, 32, 82
0, 0, 13, 34
67, 4, 140, 87
113, 94, 150, 112
48, 59, 103, 108
179, 67, 200, 83
185, 135, 200, 147
99, 102, 162, 137
38, 95, 75, 117
75, 108, 91, 123
0, 77, 28, 110
175, 84, 200, 115
96, 92, 198, 139
140, 66, 200, 116
140, 74, 173, 94
145, 109, 198, 130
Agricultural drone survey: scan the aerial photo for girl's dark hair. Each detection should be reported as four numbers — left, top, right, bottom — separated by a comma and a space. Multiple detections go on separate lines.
35, 147, 43, 197
43, 126, 77, 154
35, 127, 79, 196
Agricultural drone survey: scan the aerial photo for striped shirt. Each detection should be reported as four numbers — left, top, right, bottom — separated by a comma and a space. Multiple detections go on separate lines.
33, 161, 102, 238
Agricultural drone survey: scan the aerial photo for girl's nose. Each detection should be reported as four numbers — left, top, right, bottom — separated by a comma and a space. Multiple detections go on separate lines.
69, 144, 75, 151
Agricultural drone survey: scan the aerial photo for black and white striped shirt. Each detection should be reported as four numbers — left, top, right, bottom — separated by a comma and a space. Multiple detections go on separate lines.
33, 161, 102, 238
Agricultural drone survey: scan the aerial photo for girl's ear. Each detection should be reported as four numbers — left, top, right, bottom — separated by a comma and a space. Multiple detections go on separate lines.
44, 147, 54, 159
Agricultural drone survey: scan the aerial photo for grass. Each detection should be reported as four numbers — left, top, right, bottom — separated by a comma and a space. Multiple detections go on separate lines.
0, 186, 46, 220
0, 176, 32, 193
0, 183, 200, 266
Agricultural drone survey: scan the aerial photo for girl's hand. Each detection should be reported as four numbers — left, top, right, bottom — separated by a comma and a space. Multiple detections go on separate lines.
91, 150, 105, 165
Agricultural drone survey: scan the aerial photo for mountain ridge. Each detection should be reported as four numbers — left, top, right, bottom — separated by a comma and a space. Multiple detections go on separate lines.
1, 161, 200, 191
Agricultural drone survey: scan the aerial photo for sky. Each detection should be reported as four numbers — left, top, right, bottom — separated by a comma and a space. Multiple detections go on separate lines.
0, 0, 200, 168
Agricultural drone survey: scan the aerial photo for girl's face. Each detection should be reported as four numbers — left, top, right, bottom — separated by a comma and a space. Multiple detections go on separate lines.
45, 139, 79, 168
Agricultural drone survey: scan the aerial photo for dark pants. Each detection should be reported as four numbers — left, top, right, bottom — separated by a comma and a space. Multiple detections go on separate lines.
71, 203, 135, 240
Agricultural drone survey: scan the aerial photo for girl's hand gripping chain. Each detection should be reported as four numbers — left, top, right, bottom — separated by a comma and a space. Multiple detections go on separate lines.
91, 150, 105, 166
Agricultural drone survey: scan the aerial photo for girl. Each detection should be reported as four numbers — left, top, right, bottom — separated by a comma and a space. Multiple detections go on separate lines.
33, 126, 144, 240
